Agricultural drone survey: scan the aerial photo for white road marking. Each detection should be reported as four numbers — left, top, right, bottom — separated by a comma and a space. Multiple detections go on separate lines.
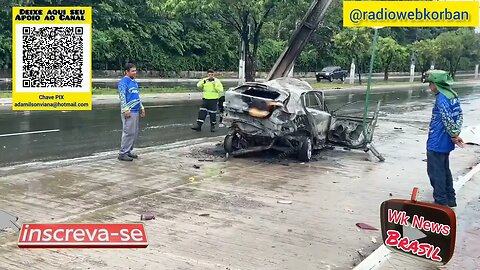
0, 129, 60, 137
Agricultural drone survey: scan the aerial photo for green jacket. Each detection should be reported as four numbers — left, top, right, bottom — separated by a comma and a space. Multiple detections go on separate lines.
197, 77, 224, 99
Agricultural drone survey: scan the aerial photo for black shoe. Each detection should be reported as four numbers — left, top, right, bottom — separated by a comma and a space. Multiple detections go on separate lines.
448, 201, 457, 207
191, 125, 201, 132
118, 155, 133, 161
127, 153, 138, 159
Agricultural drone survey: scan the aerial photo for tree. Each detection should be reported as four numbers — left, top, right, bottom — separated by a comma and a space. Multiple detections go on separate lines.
163, 0, 311, 81
307, 0, 344, 70
257, 39, 286, 71
411, 39, 439, 74
333, 28, 372, 84
436, 32, 465, 78
377, 37, 408, 80
457, 29, 480, 71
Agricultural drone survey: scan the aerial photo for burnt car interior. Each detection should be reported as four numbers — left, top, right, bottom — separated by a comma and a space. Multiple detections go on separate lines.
236, 85, 288, 119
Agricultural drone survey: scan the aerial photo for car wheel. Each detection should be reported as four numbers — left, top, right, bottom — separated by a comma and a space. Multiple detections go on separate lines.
341, 76, 345, 82
329, 76, 333, 82
297, 136, 312, 162
224, 134, 234, 154
316, 77, 321, 82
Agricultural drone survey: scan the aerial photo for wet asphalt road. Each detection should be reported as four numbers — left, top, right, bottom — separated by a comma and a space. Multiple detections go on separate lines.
0, 85, 479, 167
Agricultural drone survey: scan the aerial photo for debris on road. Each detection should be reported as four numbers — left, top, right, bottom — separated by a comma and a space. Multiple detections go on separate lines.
198, 159, 214, 162
355, 223, 378, 231
371, 236, 377, 243
140, 213, 155, 221
199, 213, 210, 217
288, 229, 293, 232
357, 249, 366, 257
193, 165, 201, 169
277, 200, 293, 205
345, 208, 354, 213
394, 127, 403, 130
0, 210, 20, 232
461, 125, 480, 145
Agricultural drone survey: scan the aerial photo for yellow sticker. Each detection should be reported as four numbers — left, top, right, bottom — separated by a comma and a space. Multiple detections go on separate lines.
12, 7, 92, 110
344, 1, 479, 27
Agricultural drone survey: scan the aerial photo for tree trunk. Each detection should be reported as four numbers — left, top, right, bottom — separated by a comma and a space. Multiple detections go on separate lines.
245, 54, 256, 82
384, 57, 392, 81
449, 59, 455, 79
277, 20, 283, 39
452, 57, 462, 79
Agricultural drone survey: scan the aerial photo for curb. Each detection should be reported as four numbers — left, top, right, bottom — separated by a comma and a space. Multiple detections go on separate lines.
0, 80, 478, 109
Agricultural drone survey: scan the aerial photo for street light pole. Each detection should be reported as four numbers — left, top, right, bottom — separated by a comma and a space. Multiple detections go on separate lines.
362, 27, 380, 141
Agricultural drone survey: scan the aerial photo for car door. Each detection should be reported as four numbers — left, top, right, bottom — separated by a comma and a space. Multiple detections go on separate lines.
333, 68, 341, 79
302, 91, 331, 142
326, 100, 381, 149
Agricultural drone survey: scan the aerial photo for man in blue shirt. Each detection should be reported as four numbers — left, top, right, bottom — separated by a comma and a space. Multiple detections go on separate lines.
117, 63, 145, 161
425, 70, 464, 207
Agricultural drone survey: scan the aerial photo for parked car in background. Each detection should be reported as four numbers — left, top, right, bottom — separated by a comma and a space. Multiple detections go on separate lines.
315, 66, 348, 82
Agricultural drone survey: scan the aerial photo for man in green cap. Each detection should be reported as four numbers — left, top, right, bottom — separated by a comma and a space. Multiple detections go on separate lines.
424, 70, 465, 207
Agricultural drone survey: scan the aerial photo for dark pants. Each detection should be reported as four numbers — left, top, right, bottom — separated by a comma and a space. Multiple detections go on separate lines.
218, 96, 225, 123
427, 151, 456, 205
196, 98, 218, 126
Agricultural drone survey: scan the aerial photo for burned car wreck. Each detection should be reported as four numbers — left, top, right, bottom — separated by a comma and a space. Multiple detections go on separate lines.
222, 77, 384, 162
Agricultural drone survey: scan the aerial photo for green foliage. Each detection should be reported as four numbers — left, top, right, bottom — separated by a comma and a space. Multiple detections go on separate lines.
434, 29, 479, 78
411, 39, 439, 73
377, 37, 408, 80
333, 27, 372, 83
0, 0, 478, 78
257, 39, 286, 71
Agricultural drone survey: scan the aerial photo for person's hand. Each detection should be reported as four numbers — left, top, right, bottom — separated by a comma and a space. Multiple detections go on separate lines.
452, 136, 465, 148
124, 111, 131, 119
140, 108, 146, 118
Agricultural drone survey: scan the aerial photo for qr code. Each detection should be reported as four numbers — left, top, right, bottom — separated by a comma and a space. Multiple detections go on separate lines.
21, 26, 85, 89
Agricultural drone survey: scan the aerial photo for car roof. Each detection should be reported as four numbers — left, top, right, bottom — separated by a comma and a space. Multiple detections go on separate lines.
233, 77, 325, 98
323, 66, 341, 69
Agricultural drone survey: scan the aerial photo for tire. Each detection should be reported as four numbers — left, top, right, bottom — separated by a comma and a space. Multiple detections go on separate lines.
316, 77, 321, 82
329, 76, 333, 82
341, 75, 345, 82
224, 134, 234, 154
297, 136, 313, 162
